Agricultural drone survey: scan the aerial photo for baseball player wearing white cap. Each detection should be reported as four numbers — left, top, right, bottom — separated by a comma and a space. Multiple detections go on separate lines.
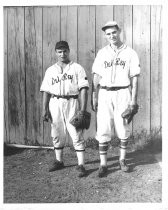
40, 41, 89, 177
91, 21, 140, 177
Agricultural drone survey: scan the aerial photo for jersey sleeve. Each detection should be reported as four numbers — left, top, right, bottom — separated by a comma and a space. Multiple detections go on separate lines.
92, 50, 104, 77
77, 65, 89, 90
129, 50, 141, 77
40, 69, 51, 93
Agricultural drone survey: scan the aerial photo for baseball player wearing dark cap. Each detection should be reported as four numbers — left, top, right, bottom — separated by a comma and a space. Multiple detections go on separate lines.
40, 41, 89, 177
91, 21, 140, 177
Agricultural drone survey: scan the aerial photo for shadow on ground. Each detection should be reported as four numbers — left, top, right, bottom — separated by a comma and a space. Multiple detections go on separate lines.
4, 143, 25, 156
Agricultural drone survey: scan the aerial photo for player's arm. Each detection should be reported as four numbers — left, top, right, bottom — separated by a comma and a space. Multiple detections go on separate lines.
91, 73, 101, 112
130, 76, 138, 105
80, 87, 88, 112
42, 92, 52, 122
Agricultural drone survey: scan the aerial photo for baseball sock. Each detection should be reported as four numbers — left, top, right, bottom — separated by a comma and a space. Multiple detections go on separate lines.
76, 150, 85, 166
99, 142, 108, 166
119, 139, 128, 160
54, 147, 63, 162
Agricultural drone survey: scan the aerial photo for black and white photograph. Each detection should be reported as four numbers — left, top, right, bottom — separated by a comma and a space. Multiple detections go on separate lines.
1, 0, 168, 209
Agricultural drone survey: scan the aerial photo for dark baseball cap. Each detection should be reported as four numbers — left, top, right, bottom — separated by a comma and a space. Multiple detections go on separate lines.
55, 41, 69, 50
102, 21, 120, 31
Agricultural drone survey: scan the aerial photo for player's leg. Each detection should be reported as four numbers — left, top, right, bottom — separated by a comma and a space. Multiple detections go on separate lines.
119, 139, 128, 160
96, 89, 114, 177
48, 98, 66, 172
98, 142, 108, 177
99, 142, 108, 166
76, 149, 85, 165
119, 139, 130, 172
114, 88, 131, 172
54, 147, 63, 162
66, 98, 87, 177
67, 126, 86, 177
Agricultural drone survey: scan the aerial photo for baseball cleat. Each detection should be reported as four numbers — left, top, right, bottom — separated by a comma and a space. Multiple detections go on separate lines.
76, 165, 87, 177
98, 166, 108, 178
119, 159, 130, 172
49, 160, 64, 172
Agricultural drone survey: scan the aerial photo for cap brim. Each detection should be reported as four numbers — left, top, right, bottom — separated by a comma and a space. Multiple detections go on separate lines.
102, 25, 119, 31
56, 45, 69, 49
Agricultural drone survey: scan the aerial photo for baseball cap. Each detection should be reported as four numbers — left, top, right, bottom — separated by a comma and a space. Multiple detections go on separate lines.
102, 21, 119, 31
55, 41, 69, 50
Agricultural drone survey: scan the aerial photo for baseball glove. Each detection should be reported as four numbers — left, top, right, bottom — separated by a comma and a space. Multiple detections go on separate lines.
70, 110, 91, 130
121, 104, 139, 124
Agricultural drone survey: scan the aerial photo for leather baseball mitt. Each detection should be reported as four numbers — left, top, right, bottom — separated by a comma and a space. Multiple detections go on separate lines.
70, 110, 91, 130
121, 104, 139, 124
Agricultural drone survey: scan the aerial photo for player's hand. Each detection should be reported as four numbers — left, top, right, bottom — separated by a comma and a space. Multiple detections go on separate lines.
91, 94, 98, 112
42, 109, 52, 122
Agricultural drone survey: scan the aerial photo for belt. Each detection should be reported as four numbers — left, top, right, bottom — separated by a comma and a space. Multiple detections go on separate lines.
100, 86, 129, 91
51, 95, 78, 100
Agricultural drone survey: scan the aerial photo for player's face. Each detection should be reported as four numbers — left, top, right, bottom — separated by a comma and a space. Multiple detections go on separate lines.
105, 27, 121, 45
56, 48, 70, 63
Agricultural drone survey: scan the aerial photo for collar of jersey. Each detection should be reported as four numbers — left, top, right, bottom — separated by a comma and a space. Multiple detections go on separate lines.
55, 61, 73, 73
56, 61, 73, 67
109, 43, 127, 52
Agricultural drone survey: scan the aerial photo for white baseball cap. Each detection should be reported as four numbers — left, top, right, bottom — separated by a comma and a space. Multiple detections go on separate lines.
102, 21, 119, 31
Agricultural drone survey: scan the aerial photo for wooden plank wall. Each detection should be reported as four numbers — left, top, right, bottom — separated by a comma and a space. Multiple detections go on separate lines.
25, 7, 43, 145
7, 7, 26, 144
133, 6, 151, 132
4, 5, 162, 146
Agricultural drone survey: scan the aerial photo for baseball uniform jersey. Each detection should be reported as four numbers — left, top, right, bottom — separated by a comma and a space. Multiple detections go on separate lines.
40, 61, 89, 96
92, 44, 140, 86
40, 61, 89, 150
92, 44, 140, 142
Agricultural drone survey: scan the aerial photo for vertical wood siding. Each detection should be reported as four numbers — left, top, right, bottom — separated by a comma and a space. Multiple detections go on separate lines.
25, 7, 43, 145
133, 6, 151, 132
4, 8, 9, 143
7, 7, 25, 144
4, 5, 162, 146
151, 6, 162, 131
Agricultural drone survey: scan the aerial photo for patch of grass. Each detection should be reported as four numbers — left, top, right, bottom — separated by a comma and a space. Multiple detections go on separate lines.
85, 137, 99, 150
128, 128, 162, 153
86, 127, 162, 154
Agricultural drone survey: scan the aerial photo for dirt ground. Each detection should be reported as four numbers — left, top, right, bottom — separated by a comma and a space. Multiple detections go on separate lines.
3, 144, 162, 203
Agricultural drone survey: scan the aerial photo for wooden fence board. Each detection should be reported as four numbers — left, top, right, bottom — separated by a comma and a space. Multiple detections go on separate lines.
25, 7, 43, 145
78, 6, 96, 139
151, 5, 162, 131
96, 5, 114, 52
114, 5, 132, 47
132, 5, 151, 133
61, 6, 78, 62
4, 7, 9, 143
7, 7, 25, 144
42, 7, 61, 146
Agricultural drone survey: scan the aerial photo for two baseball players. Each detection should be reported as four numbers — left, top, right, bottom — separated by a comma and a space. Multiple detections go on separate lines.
40, 21, 140, 178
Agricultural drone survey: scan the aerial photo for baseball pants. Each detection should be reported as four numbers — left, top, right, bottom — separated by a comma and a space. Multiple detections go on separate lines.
96, 88, 131, 143
49, 97, 85, 151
